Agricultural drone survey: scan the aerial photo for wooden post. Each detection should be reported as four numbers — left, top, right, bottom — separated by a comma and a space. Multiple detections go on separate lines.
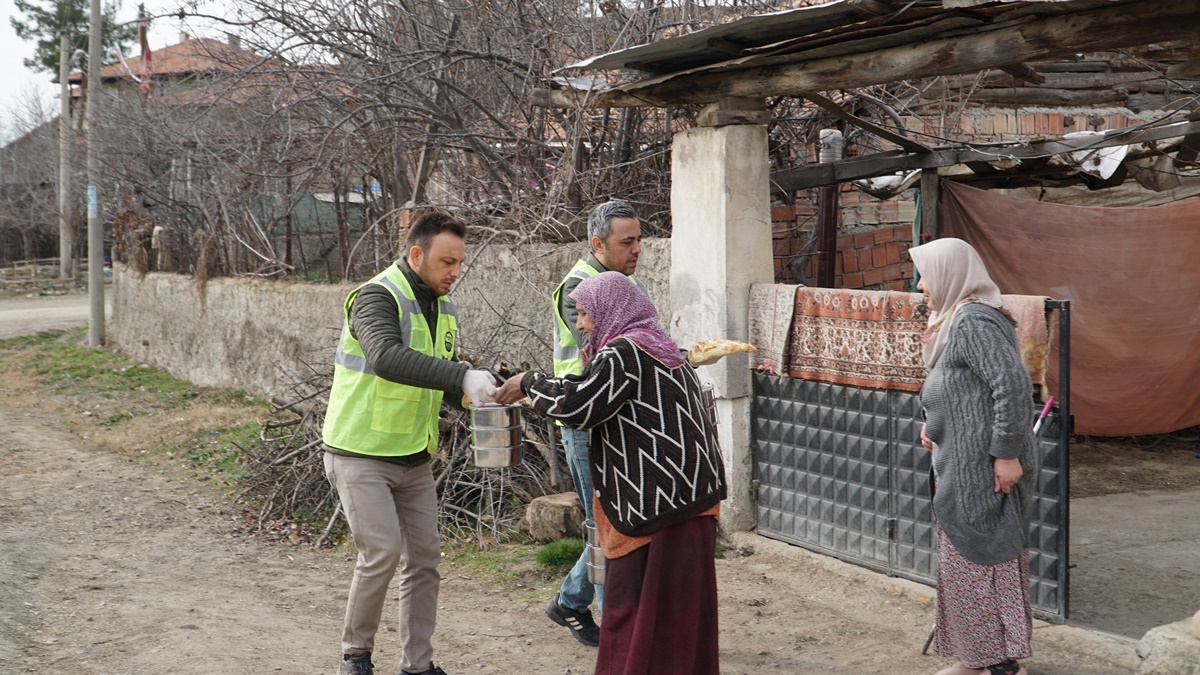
816, 129, 843, 287
920, 169, 940, 242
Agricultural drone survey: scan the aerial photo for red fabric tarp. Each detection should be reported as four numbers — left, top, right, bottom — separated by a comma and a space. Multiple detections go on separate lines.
942, 182, 1200, 436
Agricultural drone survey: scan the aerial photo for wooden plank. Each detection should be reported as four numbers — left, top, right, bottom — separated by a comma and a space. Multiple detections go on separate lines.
936, 87, 1128, 106
999, 62, 1046, 85
771, 118, 1200, 191
696, 96, 768, 127
920, 170, 939, 241
1034, 61, 1113, 73
539, 0, 1200, 108
944, 71, 1158, 91
847, 0, 892, 17
1167, 58, 1200, 79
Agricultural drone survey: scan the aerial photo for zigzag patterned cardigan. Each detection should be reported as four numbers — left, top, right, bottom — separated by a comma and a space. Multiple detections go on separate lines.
522, 338, 727, 537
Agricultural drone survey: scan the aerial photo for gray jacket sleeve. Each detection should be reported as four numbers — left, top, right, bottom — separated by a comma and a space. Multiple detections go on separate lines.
559, 275, 587, 348
349, 284, 468, 395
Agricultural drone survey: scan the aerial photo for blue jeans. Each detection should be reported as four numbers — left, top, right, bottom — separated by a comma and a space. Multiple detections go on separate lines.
558, 427, 603, 613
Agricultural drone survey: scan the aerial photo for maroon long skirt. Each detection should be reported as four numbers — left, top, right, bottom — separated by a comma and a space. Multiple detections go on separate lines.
594, 515, 720, 675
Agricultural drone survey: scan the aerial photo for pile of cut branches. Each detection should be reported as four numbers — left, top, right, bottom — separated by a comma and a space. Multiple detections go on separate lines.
234, 361, 563, 548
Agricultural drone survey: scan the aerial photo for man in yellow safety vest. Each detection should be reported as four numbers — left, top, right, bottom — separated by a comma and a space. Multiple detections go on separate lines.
544, 200, 647, 646
323, 211, 497, 675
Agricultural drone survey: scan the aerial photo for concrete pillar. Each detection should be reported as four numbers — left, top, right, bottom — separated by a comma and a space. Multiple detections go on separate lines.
669, 121, 772, 533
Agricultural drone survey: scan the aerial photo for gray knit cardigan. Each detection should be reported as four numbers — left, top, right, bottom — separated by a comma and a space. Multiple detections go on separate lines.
921, 302, 1037, 566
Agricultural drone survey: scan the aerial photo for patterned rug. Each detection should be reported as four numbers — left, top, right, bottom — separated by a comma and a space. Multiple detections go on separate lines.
1004, 294, 1053, 392
785, 287, 929, 392
748, 283, 800, 376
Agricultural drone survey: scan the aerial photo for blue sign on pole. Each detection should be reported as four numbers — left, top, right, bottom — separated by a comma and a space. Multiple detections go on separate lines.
88, 186, 98, 219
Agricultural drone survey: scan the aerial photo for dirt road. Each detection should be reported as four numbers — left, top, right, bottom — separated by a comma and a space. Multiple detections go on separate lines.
0, 402, 1141, 675
0, 295, 1149, 674
0, 290, 106, 339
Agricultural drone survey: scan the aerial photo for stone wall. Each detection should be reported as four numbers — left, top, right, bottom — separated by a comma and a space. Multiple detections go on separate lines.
109, 238, 671, 399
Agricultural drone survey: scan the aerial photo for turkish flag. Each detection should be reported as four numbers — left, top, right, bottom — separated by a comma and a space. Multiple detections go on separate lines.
138, 18, 152, 97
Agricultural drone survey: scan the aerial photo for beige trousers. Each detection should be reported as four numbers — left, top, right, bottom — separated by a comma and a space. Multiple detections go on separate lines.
325, 452, 441, 672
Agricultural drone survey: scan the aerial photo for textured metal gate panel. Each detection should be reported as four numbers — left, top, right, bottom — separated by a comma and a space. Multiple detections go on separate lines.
752, 372, 1070, 621
752, 376, 893, 570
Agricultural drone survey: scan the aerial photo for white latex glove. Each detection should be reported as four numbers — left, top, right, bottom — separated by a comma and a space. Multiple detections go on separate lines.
462, 369, 498, 406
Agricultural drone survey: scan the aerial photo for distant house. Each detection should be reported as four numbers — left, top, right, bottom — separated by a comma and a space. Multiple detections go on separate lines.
68, 33, 257, 103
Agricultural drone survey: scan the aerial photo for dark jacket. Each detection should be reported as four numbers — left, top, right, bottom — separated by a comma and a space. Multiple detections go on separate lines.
921, 303, 1036, 566
523, 338, 727, 537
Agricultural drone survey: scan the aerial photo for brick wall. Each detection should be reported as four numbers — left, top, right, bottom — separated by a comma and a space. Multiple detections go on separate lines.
772, 201, 915, 292
771, 107, 1147, 291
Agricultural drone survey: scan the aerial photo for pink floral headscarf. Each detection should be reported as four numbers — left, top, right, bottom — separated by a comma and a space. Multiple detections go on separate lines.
570, 271, 685, 368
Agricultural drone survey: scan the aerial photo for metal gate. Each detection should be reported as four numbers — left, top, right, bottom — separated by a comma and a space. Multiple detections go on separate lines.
751, 301, 1071, 621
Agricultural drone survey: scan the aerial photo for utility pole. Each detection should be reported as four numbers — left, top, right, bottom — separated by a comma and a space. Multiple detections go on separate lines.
86, 0, 104, 347
58, 33, 73, 280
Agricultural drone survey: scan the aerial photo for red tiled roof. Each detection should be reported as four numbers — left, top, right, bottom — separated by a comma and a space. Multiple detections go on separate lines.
69, 36, 256, 84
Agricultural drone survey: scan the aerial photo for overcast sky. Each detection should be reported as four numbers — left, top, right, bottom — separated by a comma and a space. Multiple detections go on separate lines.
0, 0, 219, 141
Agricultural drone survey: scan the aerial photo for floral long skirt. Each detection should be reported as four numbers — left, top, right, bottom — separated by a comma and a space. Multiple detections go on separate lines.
934, 526, 1033, 669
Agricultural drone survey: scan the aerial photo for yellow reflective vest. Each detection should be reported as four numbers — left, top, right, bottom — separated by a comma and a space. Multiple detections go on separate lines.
551, 258, 645, 377
322, 264, 458, 458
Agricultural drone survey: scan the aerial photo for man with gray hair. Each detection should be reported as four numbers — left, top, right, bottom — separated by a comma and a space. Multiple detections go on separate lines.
544, 200, 647, 646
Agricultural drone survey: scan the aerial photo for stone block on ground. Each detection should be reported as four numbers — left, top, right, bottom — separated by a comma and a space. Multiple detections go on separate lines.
1137, 618, 1200, 674
526, 493, 584, 542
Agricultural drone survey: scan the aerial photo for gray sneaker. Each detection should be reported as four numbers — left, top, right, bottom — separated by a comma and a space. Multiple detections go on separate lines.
338, 653, 373, 675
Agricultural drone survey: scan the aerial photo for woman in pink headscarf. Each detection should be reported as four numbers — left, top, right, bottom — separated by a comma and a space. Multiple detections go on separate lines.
496, 271, 726, 675
909, 238, 1036, 675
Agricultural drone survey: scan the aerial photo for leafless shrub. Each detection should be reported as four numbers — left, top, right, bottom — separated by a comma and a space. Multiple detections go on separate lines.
234, 358, 559, 548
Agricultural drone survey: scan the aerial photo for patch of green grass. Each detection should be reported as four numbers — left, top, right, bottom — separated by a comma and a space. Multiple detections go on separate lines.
443, 543, 547, 587
535, 538, 585, 573
169, 423, 260, 486
99, 412, 135, 427
0, 330, 65, 349
0, 329, 213, 409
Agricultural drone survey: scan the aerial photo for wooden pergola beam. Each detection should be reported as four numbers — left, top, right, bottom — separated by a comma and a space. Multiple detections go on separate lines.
931, 88, 1128, 106
998, 62, 1046, 86
771, 118, 1200, 192
532, 0, 1200, 109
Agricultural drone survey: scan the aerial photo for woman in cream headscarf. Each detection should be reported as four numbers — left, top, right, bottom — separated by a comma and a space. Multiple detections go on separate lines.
909, 238, 1036, 675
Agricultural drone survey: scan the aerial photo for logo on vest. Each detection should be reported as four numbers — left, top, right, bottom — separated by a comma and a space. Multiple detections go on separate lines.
444, 331, 453, 352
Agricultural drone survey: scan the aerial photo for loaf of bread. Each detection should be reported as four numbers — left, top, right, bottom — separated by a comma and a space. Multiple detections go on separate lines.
688, 339, 757, 366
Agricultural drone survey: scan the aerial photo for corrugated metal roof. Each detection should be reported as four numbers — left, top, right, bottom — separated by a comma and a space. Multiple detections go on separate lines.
562, 0, 1135, 77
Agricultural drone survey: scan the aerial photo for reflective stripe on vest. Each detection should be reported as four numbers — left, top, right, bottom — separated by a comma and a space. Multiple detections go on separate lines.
322, 264, 458, 458
551, 259, 646, 377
